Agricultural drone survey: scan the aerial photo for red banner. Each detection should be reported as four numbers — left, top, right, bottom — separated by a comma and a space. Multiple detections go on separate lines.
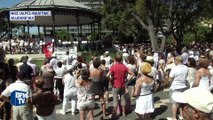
43, 42, 53, 58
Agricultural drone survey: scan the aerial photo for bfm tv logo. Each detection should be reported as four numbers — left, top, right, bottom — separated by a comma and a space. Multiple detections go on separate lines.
11, 90, 27, 106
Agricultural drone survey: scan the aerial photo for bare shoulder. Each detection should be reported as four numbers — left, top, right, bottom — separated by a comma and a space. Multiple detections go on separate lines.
136, 77, 143, 85
143, 76, 154, 84
196, 69, 201, 75
76, 79, 83, 85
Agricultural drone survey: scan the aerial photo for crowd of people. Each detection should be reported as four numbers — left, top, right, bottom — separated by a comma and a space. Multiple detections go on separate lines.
0, 41, 212, 120
0, 38, 41, 54
0, 36, 113, 54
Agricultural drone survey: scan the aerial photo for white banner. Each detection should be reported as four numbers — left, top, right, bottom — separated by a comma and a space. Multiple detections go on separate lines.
10, 11, 51, 21
10, 15, 35, 21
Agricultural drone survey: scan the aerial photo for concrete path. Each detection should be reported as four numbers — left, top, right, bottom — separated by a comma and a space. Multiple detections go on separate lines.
6, 54, 45, 60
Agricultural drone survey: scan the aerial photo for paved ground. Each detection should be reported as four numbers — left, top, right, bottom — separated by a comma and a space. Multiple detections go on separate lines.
41, 88, 172, 120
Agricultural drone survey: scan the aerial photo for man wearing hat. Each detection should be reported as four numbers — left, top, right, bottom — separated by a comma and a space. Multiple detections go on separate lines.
101, 51, 112, 68
172, 87, 213, 120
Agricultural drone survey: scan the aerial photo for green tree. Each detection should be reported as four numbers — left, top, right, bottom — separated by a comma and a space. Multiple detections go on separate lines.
132, 0, 211, 52
56, 30, 70, 41
101, 0, 147, 43
101, 0, 212, 51
0, 8, 9, 38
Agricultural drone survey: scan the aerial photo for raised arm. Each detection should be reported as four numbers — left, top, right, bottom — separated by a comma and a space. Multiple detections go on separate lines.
127, 70, 135, 81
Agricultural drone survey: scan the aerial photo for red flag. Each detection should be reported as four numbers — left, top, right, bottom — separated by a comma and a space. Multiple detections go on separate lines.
43, 42, 53, 58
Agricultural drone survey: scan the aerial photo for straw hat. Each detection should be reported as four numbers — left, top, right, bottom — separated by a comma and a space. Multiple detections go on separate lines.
141, 62, 152, 75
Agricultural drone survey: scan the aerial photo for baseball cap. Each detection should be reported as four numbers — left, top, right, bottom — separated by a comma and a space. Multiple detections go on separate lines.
146, 56, 154, 62
172, 87, 213, 113
66, 65, 73, 71
123, 53, 129, 58
104, 51, 109, 55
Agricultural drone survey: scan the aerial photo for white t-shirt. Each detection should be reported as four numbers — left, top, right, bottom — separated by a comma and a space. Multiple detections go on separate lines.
19, 40, 24, 47
28, 62, 37, 76
153, 53, 159, 68
71, 59, 78, 67
209, 69, 213, 90
100, 55, 104, 61
64, 55, 72, 66
50, 58, 58, 70
89, 62, 94, 71
169, 64, 188, 90
165, 63, 176, 72
63, 73, 77, 96
2, 80, 32, 106
122, 53, 129, 66
55, 67, 65, 79
149, 67, 158, 80
102, 56, 112, 68
16, 62, 23, 71
81, 63, 87, 68
181, 52, 189, 65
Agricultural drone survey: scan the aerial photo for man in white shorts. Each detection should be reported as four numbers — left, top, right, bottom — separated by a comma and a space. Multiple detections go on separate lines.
167, 56, 188, 120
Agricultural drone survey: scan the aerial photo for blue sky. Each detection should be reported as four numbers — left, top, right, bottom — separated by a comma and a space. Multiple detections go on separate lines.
0, 0, 22, 8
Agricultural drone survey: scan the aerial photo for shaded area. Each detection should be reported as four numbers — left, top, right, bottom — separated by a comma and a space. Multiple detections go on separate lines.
151, 105, 168, 119
154, 96, 160, 103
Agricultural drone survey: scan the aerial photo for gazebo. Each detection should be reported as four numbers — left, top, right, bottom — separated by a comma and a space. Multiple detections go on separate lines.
0, 0, 102, 41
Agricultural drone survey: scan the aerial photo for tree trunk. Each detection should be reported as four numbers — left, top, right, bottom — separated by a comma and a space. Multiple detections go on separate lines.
148, 21, 159, 52
132, 12, 160, 52
132, 0, 174, 52
174, 27, 184, 54
159, 36, 166, 52
159, 0, 173, 53
146, 0, 159, 52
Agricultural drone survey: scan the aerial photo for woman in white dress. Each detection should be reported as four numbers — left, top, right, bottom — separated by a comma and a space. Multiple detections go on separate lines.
193, 57, 211, 90
134, 62, 154, 120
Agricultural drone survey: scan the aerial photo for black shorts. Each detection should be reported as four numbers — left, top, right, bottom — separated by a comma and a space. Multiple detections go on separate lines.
126, 77, 137, 86
55, 78, 64, 89
103, 78, 109, 91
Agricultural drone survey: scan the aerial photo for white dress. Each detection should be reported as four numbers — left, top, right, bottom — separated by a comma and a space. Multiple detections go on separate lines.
198, 76, 210, 91
135, 81, 154, 114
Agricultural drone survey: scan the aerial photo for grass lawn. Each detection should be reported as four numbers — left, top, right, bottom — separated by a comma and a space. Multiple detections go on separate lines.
11, 58, 44, 69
